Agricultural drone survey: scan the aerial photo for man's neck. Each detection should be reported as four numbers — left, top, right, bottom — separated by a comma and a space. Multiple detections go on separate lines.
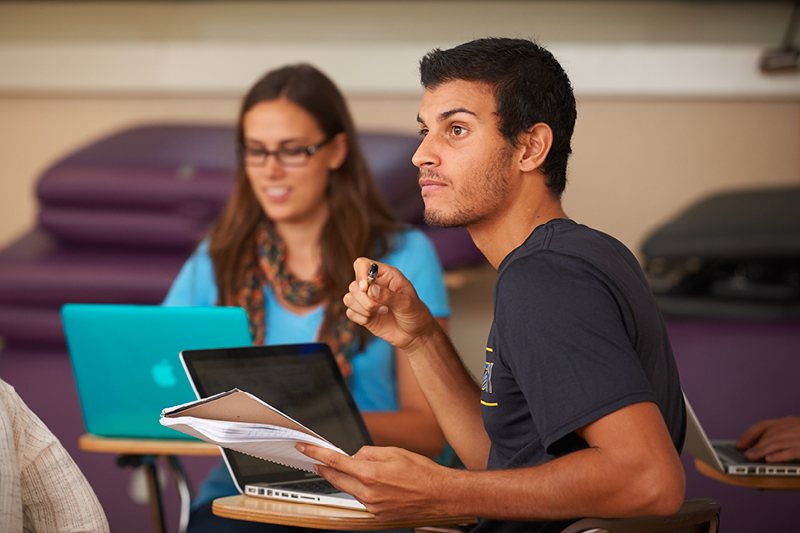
468, 186, 566, 270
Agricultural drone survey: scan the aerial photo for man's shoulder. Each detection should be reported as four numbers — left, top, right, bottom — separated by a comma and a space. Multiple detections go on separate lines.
495, 220, 646, 310
504, 220, 637, 278
516, 218, 626, 255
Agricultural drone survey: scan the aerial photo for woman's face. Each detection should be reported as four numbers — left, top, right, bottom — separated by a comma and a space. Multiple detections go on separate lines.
242, 98, 346, 227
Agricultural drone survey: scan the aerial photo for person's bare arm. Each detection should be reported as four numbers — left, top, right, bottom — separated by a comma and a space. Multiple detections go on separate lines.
737, 416, 800, 462
344, 259, 489, 468
360, 319, 449, 458
300, 401, 684, 521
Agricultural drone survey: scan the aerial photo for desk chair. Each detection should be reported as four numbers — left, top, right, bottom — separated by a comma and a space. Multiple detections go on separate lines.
560, 498, 720, 533
414, 498, 720, 533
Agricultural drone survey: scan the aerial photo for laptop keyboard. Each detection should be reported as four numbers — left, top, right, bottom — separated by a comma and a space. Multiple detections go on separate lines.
716, 443, 754, 463
274, 479, 340, 494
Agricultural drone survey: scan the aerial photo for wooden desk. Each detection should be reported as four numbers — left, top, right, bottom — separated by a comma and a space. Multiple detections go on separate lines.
79, 434, 219, 533
79, 434, 220, 456
695, 458, 800, 490
213, 495, 475, 531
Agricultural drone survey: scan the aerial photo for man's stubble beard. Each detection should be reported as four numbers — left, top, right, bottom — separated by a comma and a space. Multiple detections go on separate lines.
423, 147, 514, 228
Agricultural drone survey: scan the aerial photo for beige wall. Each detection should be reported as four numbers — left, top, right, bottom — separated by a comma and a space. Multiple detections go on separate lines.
2, 95, 798, 253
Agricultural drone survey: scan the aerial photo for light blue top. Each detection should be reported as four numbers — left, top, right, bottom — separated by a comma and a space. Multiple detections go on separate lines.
164, 228, 449, 412
163, 228, 450, 506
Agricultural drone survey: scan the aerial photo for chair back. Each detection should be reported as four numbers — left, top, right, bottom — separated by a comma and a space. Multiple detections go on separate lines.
559, 497, 720, 533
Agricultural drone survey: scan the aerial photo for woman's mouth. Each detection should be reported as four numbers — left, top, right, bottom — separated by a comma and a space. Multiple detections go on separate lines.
264, 186, 290, 200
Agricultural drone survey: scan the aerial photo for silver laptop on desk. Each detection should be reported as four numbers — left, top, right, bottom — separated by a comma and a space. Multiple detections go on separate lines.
180, 343, 370, 510
683, 393, 800, 476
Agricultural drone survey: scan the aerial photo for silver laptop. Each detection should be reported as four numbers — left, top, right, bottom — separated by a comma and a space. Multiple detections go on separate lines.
180, 343, 370, 510
683, 393, 800, 476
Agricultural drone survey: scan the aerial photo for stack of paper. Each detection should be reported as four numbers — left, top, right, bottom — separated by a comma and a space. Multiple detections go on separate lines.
160, 389, 346, 473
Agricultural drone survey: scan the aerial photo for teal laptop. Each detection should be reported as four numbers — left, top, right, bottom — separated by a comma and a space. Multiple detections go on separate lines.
62, 304, 252, 440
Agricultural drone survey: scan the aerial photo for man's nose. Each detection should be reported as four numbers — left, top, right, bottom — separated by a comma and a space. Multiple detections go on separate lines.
412, 135, 439, 169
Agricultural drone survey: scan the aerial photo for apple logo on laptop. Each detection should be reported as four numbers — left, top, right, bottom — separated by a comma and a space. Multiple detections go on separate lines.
151, 358, 177, 388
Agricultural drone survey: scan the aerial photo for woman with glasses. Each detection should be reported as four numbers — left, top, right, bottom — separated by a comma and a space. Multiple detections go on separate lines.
164, 64, 449, 532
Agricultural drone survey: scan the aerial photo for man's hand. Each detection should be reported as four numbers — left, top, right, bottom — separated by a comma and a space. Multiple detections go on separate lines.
343, 258, 438, 349
298, 444, 455, 520
737, 416, 800, 463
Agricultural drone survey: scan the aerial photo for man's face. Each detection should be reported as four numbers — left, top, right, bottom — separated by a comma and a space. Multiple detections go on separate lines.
413, 80, 516, 228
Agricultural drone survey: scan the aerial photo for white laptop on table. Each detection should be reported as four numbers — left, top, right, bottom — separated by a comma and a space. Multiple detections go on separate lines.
180, 343, 370, 510
683, 393, 800, 476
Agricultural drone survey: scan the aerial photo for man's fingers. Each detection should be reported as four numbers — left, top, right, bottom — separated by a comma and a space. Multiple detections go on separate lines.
353, 258, 415, 297
353, 445, 401, 461
298, 444, 361, 475
345, 308, 370, 326
344, 281, 373, 316
765, 447, 800, 463
353, 257, 381, 290
298, 444, 377, 502
344, 272, 407, 319
314, 465, 366, 498
737, 419, 775, 449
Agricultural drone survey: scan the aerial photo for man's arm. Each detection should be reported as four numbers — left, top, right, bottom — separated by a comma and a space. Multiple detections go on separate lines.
300, 400, 684, 521
343, 258, 490, 468
359, 320, 450, 458
398, 319, 490, 468
1, 381, 110, 533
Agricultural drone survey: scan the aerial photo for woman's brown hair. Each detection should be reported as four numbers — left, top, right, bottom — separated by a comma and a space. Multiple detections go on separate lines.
209, 64, 402, 346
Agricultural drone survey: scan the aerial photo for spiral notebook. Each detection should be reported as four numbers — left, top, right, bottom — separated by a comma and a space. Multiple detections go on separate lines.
160, 388, 347, 472
170, 344, 372, 510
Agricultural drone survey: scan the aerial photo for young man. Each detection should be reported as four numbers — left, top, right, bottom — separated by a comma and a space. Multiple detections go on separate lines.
300, 37, 686, 532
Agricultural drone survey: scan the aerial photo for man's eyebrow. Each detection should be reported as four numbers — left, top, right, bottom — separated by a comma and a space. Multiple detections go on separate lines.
439, 107, 477, 121
417, 107, 478, 124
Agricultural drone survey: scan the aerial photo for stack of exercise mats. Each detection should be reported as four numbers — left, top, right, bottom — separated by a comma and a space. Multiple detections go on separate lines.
0, 123, 484, 533
641, 186, 800, 533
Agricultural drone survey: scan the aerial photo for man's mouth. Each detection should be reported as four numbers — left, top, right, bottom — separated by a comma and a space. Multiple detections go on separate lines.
418, 176, 448, 195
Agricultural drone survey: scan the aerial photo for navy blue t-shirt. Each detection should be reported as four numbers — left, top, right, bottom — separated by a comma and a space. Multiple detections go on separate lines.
474, 219, 685, 533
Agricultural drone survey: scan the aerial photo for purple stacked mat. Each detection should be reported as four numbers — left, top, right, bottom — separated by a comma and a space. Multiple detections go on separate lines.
0, 123, 483, 348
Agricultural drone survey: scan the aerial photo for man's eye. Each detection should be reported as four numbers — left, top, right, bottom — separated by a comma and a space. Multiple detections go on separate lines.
451, 125, 466, 136
417, 128, 429, 137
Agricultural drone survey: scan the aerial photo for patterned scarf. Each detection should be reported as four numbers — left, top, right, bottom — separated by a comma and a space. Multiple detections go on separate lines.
235, 221, 356, 377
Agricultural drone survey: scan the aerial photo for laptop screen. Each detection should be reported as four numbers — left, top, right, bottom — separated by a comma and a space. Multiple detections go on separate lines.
181, 343, 372, 486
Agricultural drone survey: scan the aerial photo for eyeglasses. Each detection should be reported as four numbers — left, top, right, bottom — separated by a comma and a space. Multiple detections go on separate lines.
240, 136, 333, 168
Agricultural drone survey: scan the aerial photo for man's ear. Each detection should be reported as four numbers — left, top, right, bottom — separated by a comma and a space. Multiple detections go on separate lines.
518, 123, 552, 173
328, 132, 348, 171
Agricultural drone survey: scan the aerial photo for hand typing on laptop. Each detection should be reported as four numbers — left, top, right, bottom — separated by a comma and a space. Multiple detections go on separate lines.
737, 417, 800, 463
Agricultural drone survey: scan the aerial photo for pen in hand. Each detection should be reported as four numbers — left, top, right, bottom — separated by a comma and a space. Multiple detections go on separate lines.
365, 262, 388, 316
367, 263, 378, 286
